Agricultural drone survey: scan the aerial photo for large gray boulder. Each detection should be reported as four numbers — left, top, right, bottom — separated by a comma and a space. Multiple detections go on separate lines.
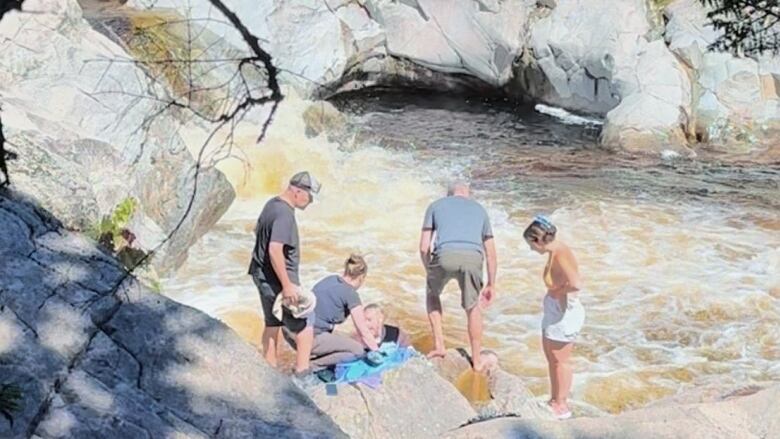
0, 191, 346, 438
307, 357, 477, 439
664, 0, 780, 155
0, 0, 235, 273
601, 40, 693, 154
511, 0, 695, 153
366, 0, 531, 86
517, 0, 655, 115
444, 384, 780, 439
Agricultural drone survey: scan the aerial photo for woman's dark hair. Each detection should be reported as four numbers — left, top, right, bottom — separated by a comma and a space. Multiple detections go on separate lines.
523, 215, 557, 244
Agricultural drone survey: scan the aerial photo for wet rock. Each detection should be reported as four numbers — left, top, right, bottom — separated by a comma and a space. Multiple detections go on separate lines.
302, 101, 348, 139
307, 356, 477, 439
482, 369, 553, 420
431, 350, 554, 421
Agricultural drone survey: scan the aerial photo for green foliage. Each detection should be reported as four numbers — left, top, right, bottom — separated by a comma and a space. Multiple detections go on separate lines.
700, 0, 780, 56
89, 197, 138, 242
89, 197, 139, 260
148, 278, 163, 294
652, 0, 675, 9
0, 383, 22, 425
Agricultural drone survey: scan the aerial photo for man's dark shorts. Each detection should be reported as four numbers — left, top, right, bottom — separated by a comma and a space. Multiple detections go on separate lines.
252, 275, 311, 333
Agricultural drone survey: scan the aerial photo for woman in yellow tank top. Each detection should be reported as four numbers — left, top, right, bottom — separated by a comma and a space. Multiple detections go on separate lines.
524, 215, 585, 420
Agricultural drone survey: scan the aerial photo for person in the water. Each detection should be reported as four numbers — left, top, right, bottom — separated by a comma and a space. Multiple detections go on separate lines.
524, 215, 585, 420
420, 180, 497, 371
361, 304, 412, 347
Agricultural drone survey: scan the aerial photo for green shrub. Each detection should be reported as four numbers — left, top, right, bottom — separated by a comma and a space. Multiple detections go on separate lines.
89, 197, 138, 245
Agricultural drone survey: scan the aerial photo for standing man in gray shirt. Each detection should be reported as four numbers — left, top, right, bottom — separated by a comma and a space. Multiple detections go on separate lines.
420, 180, 497, 371
249, 171, 321, 375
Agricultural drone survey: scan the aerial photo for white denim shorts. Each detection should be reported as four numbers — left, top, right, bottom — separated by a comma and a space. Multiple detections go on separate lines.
541, 294, 585, 343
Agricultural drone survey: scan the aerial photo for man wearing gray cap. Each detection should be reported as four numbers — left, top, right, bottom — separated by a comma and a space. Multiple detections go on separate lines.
420, 180, 497, 371
249, 171, 321, 375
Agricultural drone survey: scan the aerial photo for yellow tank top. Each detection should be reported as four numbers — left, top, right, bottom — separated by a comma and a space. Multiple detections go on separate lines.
543, 253, 554, 288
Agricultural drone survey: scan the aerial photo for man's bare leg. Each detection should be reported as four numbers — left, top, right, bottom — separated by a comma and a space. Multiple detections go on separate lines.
467, 304, 483, 371
294, 325, 314, 373
262, 326, 281, 368
426, 293, 446, 358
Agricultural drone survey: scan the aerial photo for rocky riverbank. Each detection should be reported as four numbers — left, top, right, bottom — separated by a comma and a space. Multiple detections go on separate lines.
2, 0, 778, 437
2, 193, 777, 438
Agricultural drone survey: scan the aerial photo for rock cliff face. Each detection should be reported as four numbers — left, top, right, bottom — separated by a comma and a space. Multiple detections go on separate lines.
0, 0, 235, 273
0, 190, 346, 438
127, 0, 780, 156
665, 0, 780, 153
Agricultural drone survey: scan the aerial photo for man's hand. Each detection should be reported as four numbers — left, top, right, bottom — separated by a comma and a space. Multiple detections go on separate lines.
479, 284, 495, 308
282, 285, 299, 307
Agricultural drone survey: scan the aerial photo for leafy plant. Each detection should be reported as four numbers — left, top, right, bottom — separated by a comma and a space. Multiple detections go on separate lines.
89, 197, 138, 245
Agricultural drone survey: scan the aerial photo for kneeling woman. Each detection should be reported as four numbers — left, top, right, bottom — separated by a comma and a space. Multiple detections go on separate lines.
524, 215, 585, 420
308, 254, 379, 369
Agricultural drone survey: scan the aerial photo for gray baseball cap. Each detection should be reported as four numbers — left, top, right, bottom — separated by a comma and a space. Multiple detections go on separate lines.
289, 171, 321, 197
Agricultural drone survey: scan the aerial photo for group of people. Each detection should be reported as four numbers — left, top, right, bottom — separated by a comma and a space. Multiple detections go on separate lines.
248, 171, 585, 420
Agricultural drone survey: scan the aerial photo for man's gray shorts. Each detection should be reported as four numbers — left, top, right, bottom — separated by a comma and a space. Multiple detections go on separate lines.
426, 250, 484, 310
252, 275, 312, 333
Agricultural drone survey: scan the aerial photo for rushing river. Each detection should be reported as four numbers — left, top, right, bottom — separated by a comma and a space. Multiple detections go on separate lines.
163, 90, 780, 413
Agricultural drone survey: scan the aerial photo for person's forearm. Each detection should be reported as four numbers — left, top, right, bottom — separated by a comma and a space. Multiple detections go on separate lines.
357, 322, 379, 351
419, 230, 432, 269
269, 244, 293, 289
484, 240, 497, 286
487, 252, 496, 286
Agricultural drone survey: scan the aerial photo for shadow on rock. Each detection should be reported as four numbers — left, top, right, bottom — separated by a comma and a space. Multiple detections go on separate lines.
0, 189, 345, 438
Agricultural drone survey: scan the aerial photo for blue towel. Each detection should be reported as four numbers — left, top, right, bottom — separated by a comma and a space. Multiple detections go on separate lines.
334, 343, 417, 387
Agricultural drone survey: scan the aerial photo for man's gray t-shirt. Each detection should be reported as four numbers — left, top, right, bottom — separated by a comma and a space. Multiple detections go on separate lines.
312, 275, 362, 335
422, 196, 493, 255
248, 196, 299, 291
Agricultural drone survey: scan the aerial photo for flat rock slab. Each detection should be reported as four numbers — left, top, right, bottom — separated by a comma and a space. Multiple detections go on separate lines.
444, 385, 780, 439
309, 357, 477, 439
